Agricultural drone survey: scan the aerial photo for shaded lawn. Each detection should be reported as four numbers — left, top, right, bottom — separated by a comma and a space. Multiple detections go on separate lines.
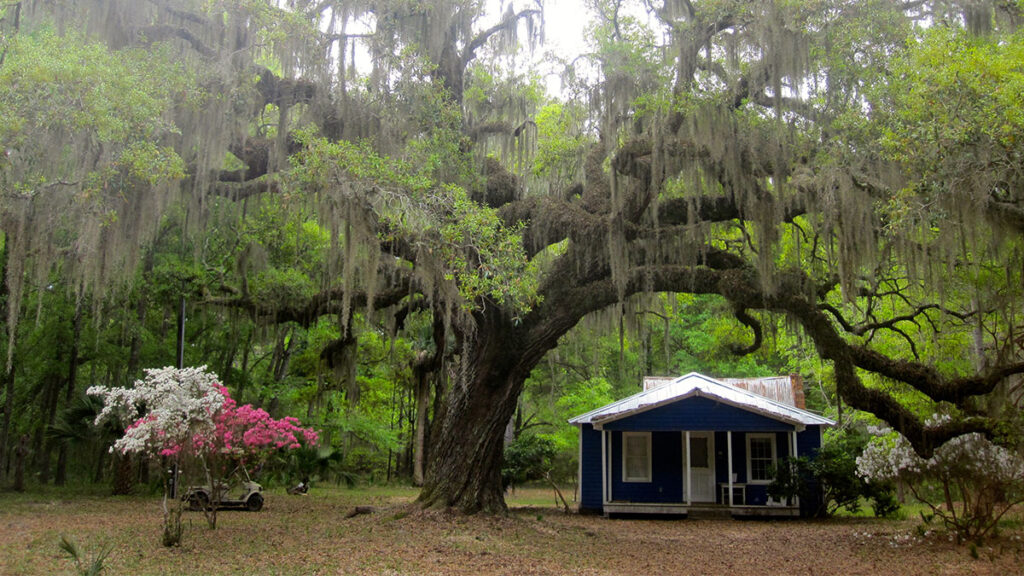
2, 485, 1022, 575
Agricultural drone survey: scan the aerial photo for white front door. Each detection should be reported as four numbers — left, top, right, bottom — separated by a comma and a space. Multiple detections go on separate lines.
684, 431, 715, 503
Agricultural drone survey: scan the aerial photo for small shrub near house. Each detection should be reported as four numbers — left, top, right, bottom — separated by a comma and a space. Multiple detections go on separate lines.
502, 433, 557, 491
769, 429, 899, 518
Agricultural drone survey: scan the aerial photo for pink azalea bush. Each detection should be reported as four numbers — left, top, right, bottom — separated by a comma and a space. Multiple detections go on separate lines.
202, 384, 319, 461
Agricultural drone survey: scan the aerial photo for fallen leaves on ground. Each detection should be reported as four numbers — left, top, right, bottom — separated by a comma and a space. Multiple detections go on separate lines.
1, 486, 1022, 575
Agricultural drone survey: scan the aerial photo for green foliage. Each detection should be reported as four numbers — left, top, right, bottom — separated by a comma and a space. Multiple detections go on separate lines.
204, 0, 316, 48
879, 26, 1024, 163
875, 26, 1024, 233
248, 267, 318, 310
542, 377, 616, 482
502, 433, 556, 491
768, 429, 899, 518
439, 187, 541, 314
289, 131, 432, 195
554, 377, 615, 422
588, 6, 669, 97
0, 28, 188, 186
290, 131, 540, 314
532, 102, 588, 185
864, 480, 901, 518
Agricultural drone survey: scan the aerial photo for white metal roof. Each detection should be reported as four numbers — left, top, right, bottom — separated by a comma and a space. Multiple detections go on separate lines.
569, 372, 834, 428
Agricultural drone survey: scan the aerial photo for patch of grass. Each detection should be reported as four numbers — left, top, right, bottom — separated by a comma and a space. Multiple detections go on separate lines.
505, 484, 572, 508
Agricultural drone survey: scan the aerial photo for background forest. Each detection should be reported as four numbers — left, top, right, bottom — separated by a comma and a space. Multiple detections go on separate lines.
1, 0, 1024, 524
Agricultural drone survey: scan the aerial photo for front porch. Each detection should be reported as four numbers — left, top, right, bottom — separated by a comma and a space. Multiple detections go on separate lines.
594, 426, 806, 516
600, 501, 800, 518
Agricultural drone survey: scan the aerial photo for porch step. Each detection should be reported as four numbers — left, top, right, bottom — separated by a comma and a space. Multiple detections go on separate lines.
686, 507, 734, 519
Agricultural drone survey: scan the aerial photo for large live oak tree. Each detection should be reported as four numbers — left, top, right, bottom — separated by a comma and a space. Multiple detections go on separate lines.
4, 0, 1024, 512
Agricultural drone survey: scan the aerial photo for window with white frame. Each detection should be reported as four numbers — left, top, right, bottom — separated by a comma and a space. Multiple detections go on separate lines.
746, 433, 777, 483
622, 432, 652, 482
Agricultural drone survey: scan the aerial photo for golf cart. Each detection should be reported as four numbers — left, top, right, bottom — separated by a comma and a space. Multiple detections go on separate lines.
183, 465, 264, 512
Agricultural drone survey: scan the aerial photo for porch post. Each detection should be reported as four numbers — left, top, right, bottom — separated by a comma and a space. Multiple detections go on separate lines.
577, 427, 583, 508
727, 431, 734, 507
790, 430, 800, 509
601, 429, 609, 505
684, 431, 691, 505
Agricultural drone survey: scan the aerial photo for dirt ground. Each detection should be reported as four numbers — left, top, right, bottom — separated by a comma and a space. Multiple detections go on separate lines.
2, 486, 1022, 575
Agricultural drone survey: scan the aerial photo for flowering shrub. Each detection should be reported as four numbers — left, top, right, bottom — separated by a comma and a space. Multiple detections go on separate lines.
89, 366, 227, 459
768, 429, 899, 518
201, 384, 320, 459
857, 422, 1024, 542
89, 366, 318, 539
89, 366, 317, 463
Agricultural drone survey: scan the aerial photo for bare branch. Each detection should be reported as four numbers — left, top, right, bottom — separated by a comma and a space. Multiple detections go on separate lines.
206, 281, 412, 326
211, 178, 281, 201
462, 9, 541, 66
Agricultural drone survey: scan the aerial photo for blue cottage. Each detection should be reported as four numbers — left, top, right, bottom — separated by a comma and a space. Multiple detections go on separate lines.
570, 372, 834, 517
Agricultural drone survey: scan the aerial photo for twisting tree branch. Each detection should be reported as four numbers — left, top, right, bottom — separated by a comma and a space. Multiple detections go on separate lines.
729, 307, 763, 356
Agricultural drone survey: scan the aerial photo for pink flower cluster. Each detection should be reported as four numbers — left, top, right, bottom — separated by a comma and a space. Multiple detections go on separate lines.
119, 380, 317, 461
211, 385, 319, 458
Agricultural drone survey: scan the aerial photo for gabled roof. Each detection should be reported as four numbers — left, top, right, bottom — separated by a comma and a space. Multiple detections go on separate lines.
569, 372, 834, 428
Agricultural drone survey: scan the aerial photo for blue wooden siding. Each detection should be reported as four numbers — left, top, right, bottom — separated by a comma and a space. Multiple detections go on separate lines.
798, 426, 824, 516
609, 431, 683, 503
798, 426, 822, 454
601, 396, 796, 432
579, 424, 604, 512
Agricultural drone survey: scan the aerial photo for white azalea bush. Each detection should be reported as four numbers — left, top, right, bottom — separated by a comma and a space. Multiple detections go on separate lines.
857, 420, 1024, 542
89, 366, 226, 458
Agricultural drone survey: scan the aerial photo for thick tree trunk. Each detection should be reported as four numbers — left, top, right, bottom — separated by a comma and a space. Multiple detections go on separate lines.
417, 310, 548, 514
417, 366, 522, 513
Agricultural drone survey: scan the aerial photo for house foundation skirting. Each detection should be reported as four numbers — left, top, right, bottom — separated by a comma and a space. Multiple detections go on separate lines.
600, 501, 800, 518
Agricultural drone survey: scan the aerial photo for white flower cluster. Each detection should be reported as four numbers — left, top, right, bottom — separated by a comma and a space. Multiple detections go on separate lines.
88, 366, 225, 457
856, 432, 921, 481
857, 424, 1024, 486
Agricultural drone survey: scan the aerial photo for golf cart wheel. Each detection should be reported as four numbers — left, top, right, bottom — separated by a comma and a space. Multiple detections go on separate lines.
246, 493, 264, 512
189, 492, 210, 511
